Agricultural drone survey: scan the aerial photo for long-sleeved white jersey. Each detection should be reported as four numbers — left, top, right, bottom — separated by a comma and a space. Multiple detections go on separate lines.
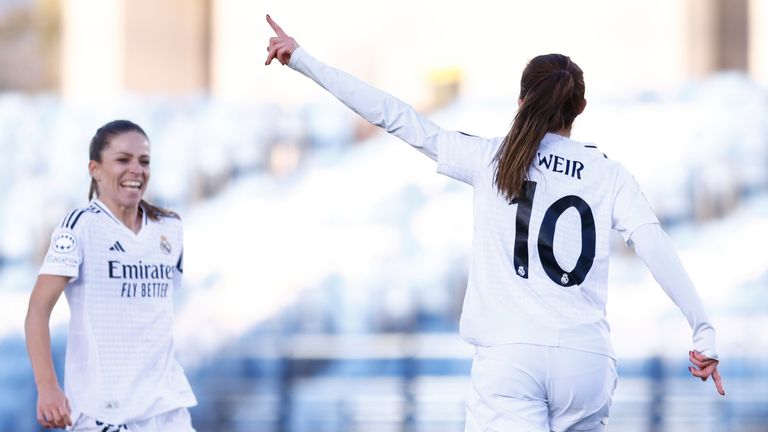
288, 47, 717, 360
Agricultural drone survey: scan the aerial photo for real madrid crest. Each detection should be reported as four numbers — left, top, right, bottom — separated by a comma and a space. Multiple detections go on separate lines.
159, 235, 172, 255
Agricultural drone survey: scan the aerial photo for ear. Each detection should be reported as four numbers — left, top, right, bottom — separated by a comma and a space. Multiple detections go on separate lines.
88, 160, 99, 181
577, 99, 587, 115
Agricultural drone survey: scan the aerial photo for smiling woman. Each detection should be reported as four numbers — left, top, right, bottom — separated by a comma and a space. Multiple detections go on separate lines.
88, 120, 179, 230
24, 120, 197, 431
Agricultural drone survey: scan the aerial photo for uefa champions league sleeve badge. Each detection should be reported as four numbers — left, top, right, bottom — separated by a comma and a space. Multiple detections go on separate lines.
159, 235, 172, 255
53, 231, 77, 253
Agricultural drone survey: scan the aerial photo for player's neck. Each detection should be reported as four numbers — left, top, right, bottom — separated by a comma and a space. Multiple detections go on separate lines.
550, 127, 572, 138
97, 197, 143, 234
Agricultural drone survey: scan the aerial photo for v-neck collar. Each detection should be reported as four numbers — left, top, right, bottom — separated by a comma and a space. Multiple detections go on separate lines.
91, 198, 147, 237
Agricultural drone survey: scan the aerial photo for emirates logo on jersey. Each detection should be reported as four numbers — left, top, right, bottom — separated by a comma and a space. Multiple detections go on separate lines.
160, 235, 172, 255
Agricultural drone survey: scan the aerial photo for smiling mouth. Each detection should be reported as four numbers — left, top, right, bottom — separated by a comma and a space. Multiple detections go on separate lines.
121, 180, 143, 190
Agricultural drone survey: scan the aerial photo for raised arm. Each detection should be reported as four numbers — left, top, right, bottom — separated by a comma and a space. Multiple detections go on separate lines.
265, 14, 476, 162
629, 223, 725, 396
25, 274, 73, 429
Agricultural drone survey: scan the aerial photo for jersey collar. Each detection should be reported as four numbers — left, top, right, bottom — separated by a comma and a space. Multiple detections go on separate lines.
90, 198, 148, 234
540, 132, 570, 148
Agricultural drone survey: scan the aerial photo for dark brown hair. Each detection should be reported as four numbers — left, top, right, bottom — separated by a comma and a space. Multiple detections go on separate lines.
89, 120, 179, 220
493, 54, 585, 202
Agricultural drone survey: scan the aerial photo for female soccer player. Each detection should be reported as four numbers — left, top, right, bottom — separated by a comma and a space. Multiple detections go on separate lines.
25, 120, 196, 431
265, 15, 724, 431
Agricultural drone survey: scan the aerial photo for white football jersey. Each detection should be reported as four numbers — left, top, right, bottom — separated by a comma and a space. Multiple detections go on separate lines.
288, 47, 717, 359
39, 199, 196, 424
437, 132, 657, 357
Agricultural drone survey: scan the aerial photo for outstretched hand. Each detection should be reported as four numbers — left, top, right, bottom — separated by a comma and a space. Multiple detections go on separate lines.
265, 15, 298, 66
688, 350, 725, 396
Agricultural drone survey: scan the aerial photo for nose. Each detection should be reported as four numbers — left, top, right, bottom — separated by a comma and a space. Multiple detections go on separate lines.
128, 159, 144, 175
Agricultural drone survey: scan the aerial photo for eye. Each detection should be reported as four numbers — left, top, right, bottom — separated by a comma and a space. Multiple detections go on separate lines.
140, 159, 150, 166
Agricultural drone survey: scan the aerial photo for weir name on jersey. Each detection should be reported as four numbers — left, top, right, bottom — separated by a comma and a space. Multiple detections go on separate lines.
108, 260, 173, 298
537, 152, 584, 179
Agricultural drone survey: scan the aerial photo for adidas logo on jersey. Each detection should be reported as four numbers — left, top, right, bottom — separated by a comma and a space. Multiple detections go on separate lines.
109, 241, 126, 252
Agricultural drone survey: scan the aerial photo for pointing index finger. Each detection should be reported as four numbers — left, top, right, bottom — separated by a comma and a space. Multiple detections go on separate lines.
713, 369, 725, 396
266, 14, 287, 37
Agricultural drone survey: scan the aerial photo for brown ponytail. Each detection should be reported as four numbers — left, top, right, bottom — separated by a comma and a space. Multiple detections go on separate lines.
494, 54, 585, 202
89, 178, 97, 201
140, 200, 179, 220
89, 120, 179, 221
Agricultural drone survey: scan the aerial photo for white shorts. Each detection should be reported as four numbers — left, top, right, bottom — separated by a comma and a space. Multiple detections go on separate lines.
465, 344, 617, 432
70, 408, 195, 432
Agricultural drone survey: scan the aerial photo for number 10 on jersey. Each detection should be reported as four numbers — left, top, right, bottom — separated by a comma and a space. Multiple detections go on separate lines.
512, 181, 596, 287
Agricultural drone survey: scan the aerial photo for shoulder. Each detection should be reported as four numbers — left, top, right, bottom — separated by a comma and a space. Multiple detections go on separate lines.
580, 142, 610, 160
159, 213, 183, 225
438, 130, 501, 161
575, 140, 626, 171
456, 132, 503, 160
571, 139, 638, 187
437, 132, 502, 184
48, 204, 101, 255
56, 203, 103, 232
142, 201, 181, 222
151, 212, 184, 234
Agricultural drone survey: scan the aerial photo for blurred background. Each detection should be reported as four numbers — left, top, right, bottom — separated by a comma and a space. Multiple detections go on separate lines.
0, 0, 767, 431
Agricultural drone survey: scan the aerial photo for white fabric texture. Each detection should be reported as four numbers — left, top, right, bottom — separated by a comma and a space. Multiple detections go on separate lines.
40, 199, 196, 425
629, 223, 718, 359
288, 46, 717, 360
466, 344, 616, 432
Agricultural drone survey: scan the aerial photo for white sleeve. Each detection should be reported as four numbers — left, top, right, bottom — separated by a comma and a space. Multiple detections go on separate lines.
288, 47, 493, 182
289, 46, 443, 159
629, 223, 718, 360
611, 166, 659, 242
39, 214, 83, 280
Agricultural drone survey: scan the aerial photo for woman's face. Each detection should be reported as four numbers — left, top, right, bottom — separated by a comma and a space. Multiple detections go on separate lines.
89, 131, 150, 210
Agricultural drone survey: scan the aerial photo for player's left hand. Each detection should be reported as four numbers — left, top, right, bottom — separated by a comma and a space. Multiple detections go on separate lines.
265, 14, 298, 66
688, 350, 725, 396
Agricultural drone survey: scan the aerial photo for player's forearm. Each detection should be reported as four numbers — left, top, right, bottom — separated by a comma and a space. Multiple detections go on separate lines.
288, 47, 439, 160
630, 223, 718, 359
25, 304, 60, 389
